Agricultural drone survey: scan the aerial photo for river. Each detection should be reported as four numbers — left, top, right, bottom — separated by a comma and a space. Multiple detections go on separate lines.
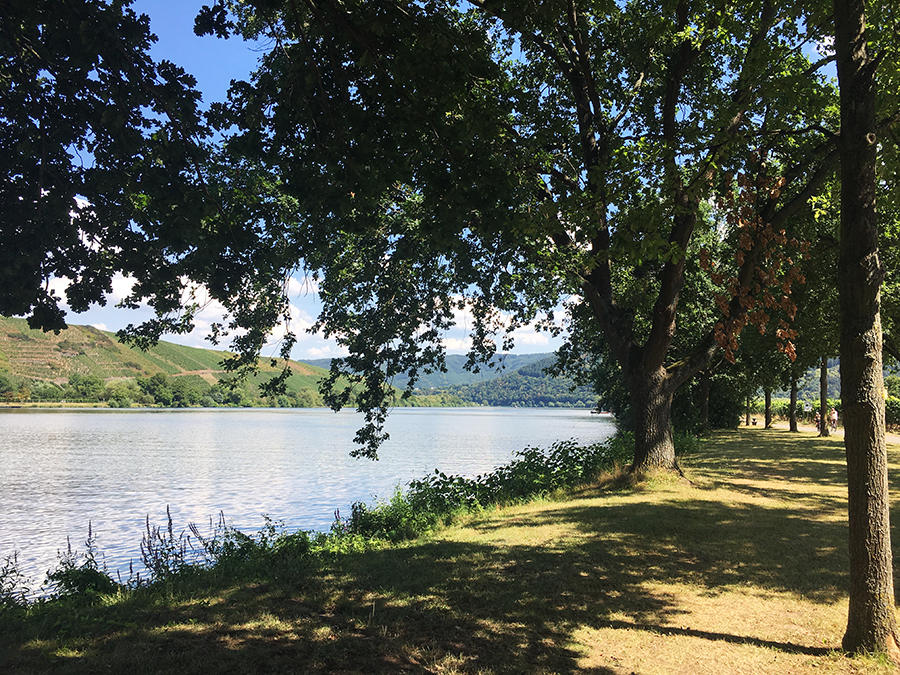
0, 407, 615, 587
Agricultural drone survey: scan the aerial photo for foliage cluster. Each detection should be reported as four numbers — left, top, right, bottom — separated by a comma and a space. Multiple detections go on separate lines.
793, 360, 842, 401
0, 372, 31, 403
0, 553, 31, 620
46, 524, 119, 601
671, 373, 746, 433
884, 398, 900, 428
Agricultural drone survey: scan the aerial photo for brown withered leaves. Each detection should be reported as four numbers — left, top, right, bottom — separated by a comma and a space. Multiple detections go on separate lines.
703, 173, 810, 364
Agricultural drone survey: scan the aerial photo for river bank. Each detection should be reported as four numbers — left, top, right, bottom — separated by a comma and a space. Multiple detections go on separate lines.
2, 426, 895, 674
0, 408, 615, 587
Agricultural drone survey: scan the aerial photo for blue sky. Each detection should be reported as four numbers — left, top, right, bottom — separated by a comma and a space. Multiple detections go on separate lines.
64, 1, 563, 361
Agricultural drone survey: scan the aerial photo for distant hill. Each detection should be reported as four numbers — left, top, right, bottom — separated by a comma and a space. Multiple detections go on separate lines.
0, 315, 326, 390
304, 353, 553, 389
0, 317, 593, 408
429, 355, 598, 408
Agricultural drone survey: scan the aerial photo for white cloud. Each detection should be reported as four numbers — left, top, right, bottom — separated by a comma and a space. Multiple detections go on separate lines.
511, 330, 551, 347
303, 345, 349, 359
287, 274, 320, 298
442, 337, 474, 353
194, 299, 228, 322
440, 295, 564, 353
109, 274, 138, 304
91, 323, 109, 331
47, 277, 70, 304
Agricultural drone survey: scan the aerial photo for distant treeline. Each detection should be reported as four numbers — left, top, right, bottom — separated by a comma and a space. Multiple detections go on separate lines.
0, 366, 594, 410
0, 372, 322, 408
0, 369, 476, 410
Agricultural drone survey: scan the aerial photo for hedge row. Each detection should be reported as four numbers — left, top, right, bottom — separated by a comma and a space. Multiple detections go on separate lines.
751, 397, 900, 427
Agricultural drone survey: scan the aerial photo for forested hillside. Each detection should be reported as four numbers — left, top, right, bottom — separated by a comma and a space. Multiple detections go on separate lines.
306, 353, 596, 408
428, 357, 597, 408
0, 316, 328, 406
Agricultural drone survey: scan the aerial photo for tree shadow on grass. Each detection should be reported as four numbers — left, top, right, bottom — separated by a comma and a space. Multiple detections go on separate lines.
684, 430, 863, 521
554, 498, 849, 600
4, 493, 839, 675
688, 427, 900, 597
691, 428, 849, 487
11, 497, 843, 673
4, 538, 632, 674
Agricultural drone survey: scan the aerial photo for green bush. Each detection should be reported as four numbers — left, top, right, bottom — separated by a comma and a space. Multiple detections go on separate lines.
108, 397, 133, 408
886, 397, 900, 426
344, 489, 432, 542
674, 431, 704, 456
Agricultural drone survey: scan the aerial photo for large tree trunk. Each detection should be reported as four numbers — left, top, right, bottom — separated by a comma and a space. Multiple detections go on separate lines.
789, 373, 799, 432
629, 368, 677, 472
819, 355, 831, 437
834, 0, 900, 657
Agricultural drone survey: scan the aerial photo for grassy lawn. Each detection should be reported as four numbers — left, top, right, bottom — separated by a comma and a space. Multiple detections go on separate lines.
2, 426, 898, 674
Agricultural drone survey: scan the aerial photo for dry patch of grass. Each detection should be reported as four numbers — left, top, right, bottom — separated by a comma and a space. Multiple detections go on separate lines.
3, 426, 899, 674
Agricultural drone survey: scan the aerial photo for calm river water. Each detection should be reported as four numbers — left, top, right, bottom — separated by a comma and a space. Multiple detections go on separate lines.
0, 407, 614, 585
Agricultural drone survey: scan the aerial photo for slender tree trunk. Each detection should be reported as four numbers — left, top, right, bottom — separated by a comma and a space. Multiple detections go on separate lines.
745, 395, 751, 426
629, 368, 677, 472
789, 373, 799, 432
764, 388, 772, 429
834, 0, 900, 657
820, 355, 831, 437
699, 370, 710, 435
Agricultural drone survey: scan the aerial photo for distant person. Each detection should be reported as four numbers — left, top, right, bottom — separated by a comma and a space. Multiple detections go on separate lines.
830, 407, 838, 433
815, 411, 821, 432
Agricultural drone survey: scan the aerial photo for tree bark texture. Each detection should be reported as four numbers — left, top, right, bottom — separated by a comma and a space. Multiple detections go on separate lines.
833, 0, 900, 656
628, 367, 677, 472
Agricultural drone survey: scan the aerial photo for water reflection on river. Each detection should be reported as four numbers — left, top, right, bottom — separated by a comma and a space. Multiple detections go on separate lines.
0, 407, 614, 583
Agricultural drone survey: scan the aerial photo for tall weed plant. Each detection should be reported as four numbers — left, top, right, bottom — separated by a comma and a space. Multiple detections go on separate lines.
46, 522, 119, 600
0, 552, 32, 618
